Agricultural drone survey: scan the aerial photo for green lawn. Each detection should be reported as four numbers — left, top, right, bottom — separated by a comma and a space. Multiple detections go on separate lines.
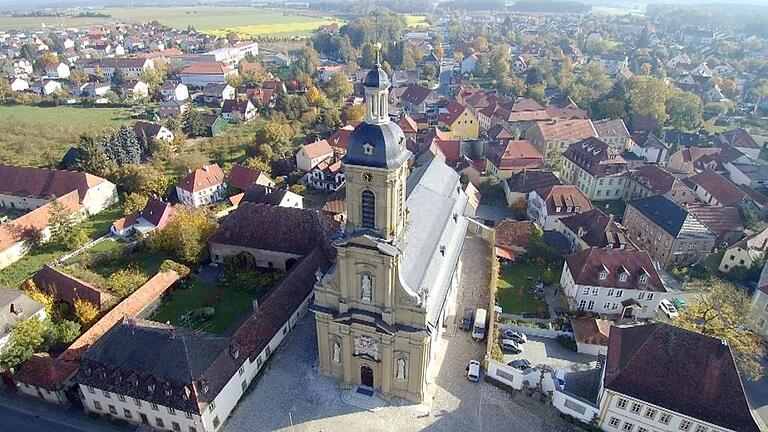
0, 7, 343, 37
592, 199, 626, 218
0, 105, 131, 167
497, 262, 549, 315
0, 205, 122, 288
152, 282, 256, 334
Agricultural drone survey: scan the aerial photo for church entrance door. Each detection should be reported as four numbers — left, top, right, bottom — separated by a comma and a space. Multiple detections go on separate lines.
361, 366, 374, 387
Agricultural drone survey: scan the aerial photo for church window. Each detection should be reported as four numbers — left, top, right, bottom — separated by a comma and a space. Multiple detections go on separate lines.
362, 190, 375, 229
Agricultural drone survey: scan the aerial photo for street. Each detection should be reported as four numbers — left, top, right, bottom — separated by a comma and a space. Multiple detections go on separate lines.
0, 393, 123, 432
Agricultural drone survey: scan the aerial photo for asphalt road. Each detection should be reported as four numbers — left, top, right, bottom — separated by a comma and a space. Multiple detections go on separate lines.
0, 403, 93, 432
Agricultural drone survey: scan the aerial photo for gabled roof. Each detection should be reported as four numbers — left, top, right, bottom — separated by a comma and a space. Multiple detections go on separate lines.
398, 115, 418, 134
560, 208, 629, 249
593, 118, 630, 139
605, 323, 760, 432
628, 165, 688, 195
0, 165, 107, 202
241, 184, 292, 206
400, 84, 433, 106
299, 140, 334, 161
686, 205, 743, 238
505, 170, 562, 194
181, 61, 229, 75
571, 317, 612, 346
532, 119, 597, 142
227, 164, 272, 192
0, 191, 83, 252
34, 264, 115, 309
562, 138, 628, 178
628, 195, 712, 238
566, 247, 663, 291
491, 140, 544, 171
0, 287, 45, 340
689, 169, 747, 206
138, 198, 175, 229
535, 185, 592, 215
719, 128, 761, 149
176, 163, 225, 193
133, 121, 166, 140
327, 124, 357, 152
494, 220, 535, 250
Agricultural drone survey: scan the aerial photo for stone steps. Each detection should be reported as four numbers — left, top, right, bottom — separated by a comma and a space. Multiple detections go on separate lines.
341, 387, 386, 412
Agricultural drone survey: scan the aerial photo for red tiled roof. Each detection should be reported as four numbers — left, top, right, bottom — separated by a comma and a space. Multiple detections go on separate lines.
562, 138, 628, 178
536, 185, 592, 216
0, 191, 83, 252
227, 164, 272, 192
605, 324, 760, 432
438, 100, 466, 126
565, 247, 663, 292
0, 165, 106, 202
398, 115, 418, 134
327, 125, 356, 152
34, 264, 115, 310
492, 140, 544, 170
434, 139, 461, 166
532, 119, 596, 142
300, 140, 334, 161
494, 220, 535, 250
176, 163, 225, 193
181, 61, 230, 75
687, 205, 743, 238
139, 198, 176, 230
689, 169, 747, 206
571, 317, 612, 346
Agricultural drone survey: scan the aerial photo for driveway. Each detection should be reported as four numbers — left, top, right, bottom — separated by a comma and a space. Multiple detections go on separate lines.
499, 330, 597, 373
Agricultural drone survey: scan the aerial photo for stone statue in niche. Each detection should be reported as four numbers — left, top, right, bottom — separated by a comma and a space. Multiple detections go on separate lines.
396, 358, 406, 380
332, 342, 341, 364
361, 274, 372, 303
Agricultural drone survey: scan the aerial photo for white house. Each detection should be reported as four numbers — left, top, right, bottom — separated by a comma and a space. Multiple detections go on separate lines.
719, 226, 768, 273
160, 82, 189, 101
241, 185, 304, 209
460, 53, 478, 75
527, 185, 593, 231
9, 77, 28, 92
44, 62, 70, 79
596, 323, 761, 432
31, 80, 62, 96
0, 288, 47, 350
560, 247, 667, 319
221, 99, 257, 123
175, 164, 227, 208
296, 139, 334, 172
570, 317, 611, 356
180, 62, 235, 88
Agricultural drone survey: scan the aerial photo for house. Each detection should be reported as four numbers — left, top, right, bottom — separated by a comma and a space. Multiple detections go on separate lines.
227, 164, 275, 192
133, 122, 174, 147
435, 100, 479, 140
119, 80, 149, 100
623, 165, 696, 205
201, 114, 229, 137
717, 128, 764, 159
33, 264, 115, 311
558, 209, 629, 251
221, 99, 257, 123
494, 220, 536, 262
202, 83, 235, 106
175, 164, 227, 208
487, 140, 544, 178
560, 247, 666, 319
686, 205, 744, 245
110, 198, 176, 237
81, 82, 111, 98
503, 170, 562, 207
593, 119, 631, 150
180, 61, 235, 87
399, 84, 437, 114
570, 317, 611, 356
623, 196, 716, 267
560, 138, 628, 201
753, 264, 768, 339
666, 147, 721, 175
597, 323, 761, 432
719, 227, 768, 273
593, 52, 628, 75
723, 160, 768, 191
0, 287, 47, 349
688, 169, 749, 207
526, 119, 597, 165
296, 140, 334, 172
160, 82, 189, 102
44, 62, 70, 79
30, 79, 61, 96
0, 165, 117, 215
158, 100, 191, 120
460, 53, 478, 75
79, 58, 154, 81
308, 157, 345, 192
241, 185, 303, 209
527, 185, 593, 231
628, 132, 668, 165
327, 124, 358, 155
9, 77, 29, 92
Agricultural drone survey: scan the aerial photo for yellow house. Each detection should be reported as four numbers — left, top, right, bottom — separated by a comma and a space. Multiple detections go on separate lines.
719, 227, 768, 273
439, 101, 479, 140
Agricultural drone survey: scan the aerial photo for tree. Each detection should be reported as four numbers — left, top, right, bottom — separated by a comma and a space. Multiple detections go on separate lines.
74, 134, 112, 176
525, 85, 547, 105
525, 67, 544, 86
48, 198, 77, 247
123, 192, 148, 215
103, 125, 142, 167
243, 157, 272, 175
343, 104, 365, 122
628, 77, 671, 125
111, 67, 126, 88
42, 320, 80, 351
146, 207, 218, 265
0, 78, 11, 103
295, 45, 320, 75
473, 35, 488, 52
182, 109, 208, 137
753, 80, 768, 116
306, 85, 325, 107
488, 45, 511, 81
68, 69, 88, 85
289, 184, 307, 196
667, 89, 703, 130
324, 72, 353, 103
255, 121, 292, 160
23, 281, 54, 316
0, 317, 46, 371
113, 164, 170, 196
106, 266, 148, 298
676, 279, 766, 380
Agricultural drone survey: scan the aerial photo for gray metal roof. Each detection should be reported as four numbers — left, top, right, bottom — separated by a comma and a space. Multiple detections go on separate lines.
0, 287, 46, 340
343, 121, 411, 169
401, 155, 469, 327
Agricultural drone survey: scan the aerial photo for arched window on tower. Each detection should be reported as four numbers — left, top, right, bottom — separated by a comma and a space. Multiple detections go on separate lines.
361, 190, 375, 229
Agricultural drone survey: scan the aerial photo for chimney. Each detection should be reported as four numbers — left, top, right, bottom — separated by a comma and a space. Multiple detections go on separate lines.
203, 165, 210, 172
9, 303, 22, 315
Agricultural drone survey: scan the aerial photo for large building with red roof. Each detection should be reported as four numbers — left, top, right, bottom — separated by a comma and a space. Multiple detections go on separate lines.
175, 163, 227, 208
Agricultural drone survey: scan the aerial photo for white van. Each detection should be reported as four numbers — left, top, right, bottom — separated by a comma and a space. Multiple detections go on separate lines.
472, 308, 487, 341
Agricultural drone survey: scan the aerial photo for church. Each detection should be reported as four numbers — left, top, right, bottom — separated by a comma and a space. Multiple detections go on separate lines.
311, 60, 472, 403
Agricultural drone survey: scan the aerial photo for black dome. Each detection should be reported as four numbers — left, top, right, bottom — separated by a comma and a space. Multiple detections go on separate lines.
363, 66, 390, 89
343, 122, 411, 169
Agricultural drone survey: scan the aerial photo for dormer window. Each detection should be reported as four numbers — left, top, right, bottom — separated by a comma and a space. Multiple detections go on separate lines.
363, 143, 374, 155
556, 206, 562, 213
619, 273, 628, 282
599, 271, 607, 280
639, 275, 648, 284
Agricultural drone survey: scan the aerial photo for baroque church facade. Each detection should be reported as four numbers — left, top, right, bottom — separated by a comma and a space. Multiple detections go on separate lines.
311, 61, 471, 402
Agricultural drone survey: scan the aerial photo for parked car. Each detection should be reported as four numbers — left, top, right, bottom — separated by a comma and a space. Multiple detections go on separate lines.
501, 328, 527, 344
507, 359, 533, 371
466, 360, 481, 382
672, 297, 686, 309
659, 299, 679, 319
460, 308, 473, 331
472, 308, 487, 341
500, 339, 523, 354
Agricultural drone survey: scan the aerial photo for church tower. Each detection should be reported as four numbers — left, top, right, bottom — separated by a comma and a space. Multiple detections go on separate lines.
342, 51, 411, 240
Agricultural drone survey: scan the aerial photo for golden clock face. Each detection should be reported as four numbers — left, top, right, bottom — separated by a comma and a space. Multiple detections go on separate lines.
361, 171, 374, 183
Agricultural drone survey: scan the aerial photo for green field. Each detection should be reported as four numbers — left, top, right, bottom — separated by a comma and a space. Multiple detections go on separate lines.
0, 7, 342, 37
0, 105, 130, 167
497, 262, 549, 316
